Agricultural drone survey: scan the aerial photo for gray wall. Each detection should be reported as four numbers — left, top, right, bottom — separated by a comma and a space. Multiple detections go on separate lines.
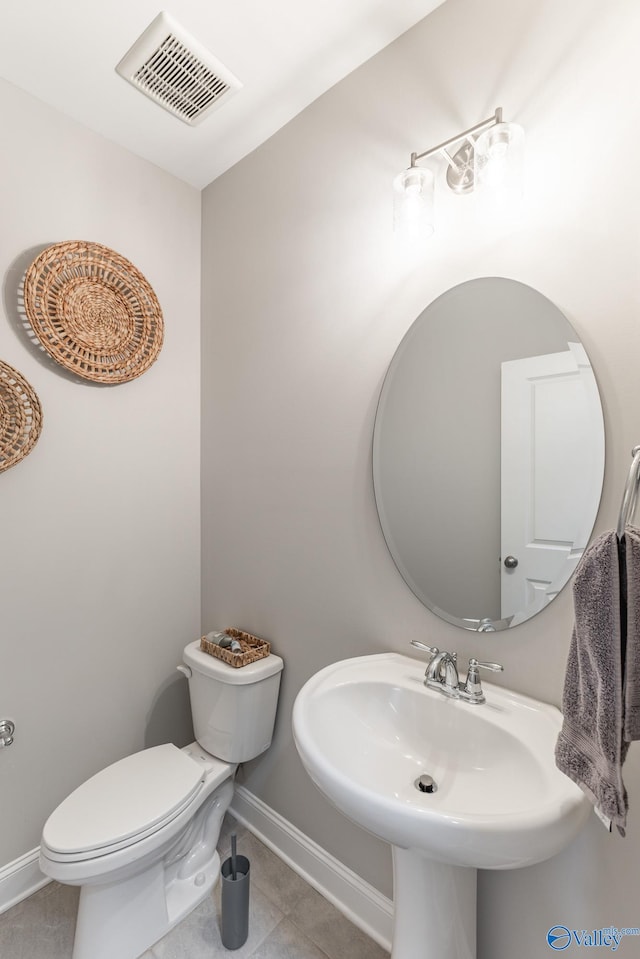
0, 79, 201, 864
201, 0, 640, 956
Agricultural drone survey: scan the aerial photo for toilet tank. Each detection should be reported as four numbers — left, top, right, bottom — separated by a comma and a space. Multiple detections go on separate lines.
182, 640, 284, 763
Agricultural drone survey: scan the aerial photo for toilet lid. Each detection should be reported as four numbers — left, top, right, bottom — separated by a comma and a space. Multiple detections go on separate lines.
43, 744, 205, 855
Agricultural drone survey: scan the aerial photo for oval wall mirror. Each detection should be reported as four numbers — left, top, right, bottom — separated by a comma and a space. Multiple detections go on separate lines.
373, 277, 605, 632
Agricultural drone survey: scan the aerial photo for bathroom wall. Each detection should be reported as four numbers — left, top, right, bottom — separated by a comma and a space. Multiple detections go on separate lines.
0, 79, 201, 869
201, 0, 640, 955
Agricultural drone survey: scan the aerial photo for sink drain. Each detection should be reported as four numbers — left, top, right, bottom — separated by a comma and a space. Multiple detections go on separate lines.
415, 774, 437, 794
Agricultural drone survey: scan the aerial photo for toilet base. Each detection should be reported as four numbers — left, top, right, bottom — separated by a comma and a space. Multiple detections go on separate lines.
71, 778, 233, 959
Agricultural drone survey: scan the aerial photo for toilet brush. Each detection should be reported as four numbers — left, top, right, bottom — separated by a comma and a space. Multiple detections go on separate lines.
231, 832, 237, 880
221, 832, 250, 949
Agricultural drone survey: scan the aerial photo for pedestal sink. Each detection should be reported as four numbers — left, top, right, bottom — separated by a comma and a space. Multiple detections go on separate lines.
292, 652, 590, 959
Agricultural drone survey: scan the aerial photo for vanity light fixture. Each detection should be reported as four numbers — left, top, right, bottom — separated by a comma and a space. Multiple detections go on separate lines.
393, 107, 524, 238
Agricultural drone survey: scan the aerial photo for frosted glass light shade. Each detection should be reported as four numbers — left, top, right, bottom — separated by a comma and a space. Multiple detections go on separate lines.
473, 121, 524, 209
393, 166, 435, 239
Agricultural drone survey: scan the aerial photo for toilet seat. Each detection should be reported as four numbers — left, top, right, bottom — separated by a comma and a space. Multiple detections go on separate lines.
42, 744, 205, 862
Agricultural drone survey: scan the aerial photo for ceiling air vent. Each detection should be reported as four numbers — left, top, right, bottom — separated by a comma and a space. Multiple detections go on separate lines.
116, 11, 242, 126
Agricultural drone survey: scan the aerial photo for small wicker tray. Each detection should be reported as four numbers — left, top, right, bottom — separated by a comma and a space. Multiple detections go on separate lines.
200, 628, 271, 668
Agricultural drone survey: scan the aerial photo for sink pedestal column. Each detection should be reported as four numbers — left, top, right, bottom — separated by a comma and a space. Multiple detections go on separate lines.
391, 848, 476, 959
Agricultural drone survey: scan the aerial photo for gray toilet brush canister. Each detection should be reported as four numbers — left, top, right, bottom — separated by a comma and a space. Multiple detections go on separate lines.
220, 833, 250, 949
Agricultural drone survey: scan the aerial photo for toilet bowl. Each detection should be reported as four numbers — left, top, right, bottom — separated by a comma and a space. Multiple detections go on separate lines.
39, 640, 283, 959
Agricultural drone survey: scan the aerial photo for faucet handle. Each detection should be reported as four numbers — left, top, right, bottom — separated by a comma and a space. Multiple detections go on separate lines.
469, 659, 503, 673
410, 640, 439, 657
461, 658, 504, 704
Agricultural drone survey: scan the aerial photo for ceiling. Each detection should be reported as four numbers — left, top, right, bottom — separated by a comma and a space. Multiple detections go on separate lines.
0, 0, 445, 190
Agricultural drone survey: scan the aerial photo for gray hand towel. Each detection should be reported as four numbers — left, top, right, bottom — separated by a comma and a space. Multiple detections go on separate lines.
555, 530, 629, 835
623, 526, 640, 741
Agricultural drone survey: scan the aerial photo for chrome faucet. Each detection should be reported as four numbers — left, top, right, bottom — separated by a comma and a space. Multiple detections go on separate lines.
425, 648, 459, 693
410, 641, 503, 705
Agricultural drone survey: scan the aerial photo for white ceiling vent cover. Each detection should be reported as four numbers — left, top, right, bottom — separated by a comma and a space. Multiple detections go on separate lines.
116, 11, 242, 126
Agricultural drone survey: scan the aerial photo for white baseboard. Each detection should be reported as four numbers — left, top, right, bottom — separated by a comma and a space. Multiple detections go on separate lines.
230, 785, 393, 952
0, 849, 50, 916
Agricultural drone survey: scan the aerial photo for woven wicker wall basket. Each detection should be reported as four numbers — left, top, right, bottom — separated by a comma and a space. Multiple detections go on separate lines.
0, 360, 43, 473
23, 241, 164, 384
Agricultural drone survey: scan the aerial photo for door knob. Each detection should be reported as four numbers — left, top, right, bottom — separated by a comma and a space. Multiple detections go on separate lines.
503, 555, 519, 569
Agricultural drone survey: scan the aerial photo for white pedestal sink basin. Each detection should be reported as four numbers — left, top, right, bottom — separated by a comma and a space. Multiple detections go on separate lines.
292, 652, 590, 959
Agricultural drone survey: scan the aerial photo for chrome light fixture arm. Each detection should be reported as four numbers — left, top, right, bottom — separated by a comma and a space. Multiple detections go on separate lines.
409, 107, 503, 171
413, 108, 504, 196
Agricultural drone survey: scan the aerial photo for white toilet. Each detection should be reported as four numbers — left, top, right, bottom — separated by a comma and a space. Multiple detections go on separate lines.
39, 639, 283, 959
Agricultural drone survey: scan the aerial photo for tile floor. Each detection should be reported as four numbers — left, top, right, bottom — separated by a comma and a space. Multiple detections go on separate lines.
0, 815, 390, 959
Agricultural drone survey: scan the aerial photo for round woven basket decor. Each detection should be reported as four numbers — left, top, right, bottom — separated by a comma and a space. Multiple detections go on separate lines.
23, 241, 164, 384
0, 360, 43, 473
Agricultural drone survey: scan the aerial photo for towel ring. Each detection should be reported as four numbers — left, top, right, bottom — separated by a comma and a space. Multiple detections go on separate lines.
616, 445, 640, 539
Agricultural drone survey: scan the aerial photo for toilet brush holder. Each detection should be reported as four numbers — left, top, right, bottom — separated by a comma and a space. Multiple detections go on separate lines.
220, 834, 250, 950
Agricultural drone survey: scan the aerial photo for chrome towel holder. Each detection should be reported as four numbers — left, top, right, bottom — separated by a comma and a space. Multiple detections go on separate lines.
617, 446, 640, 539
